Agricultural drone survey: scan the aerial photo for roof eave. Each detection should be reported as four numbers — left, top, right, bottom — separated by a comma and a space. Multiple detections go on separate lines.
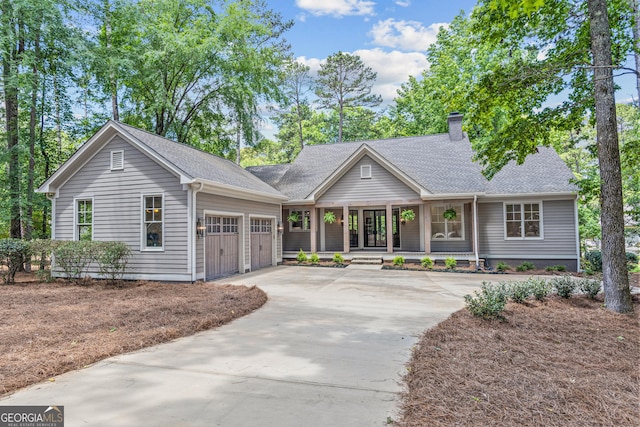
197, 179, 288, 203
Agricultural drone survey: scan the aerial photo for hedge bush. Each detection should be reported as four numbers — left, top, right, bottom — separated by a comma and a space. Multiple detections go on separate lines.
464, 282, 507, 319
0, 239, 31, 284
393, 256, 405, 267
332, 253, 344, 265
420, 256, 434, 269
309, 253, 320, 265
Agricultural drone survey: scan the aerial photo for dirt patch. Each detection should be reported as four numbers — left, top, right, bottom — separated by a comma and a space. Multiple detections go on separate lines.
398, 295, 640, 427
0, 273, 267, 397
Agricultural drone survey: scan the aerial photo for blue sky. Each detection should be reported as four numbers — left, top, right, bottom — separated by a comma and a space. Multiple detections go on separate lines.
266, 0, 637, 110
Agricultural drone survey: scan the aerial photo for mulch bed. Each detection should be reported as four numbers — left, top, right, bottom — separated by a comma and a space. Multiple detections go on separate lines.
398, 295, 640, 427
0, 274, 267, 397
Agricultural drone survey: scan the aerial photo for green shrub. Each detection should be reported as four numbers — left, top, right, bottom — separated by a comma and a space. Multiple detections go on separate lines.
420, 256, 434, 269
393, 256, 405, 267
552, 275, 577, 298
579, 278, 601, 299
529, 278, 552, 301
464, 282, 508, 319
310, 253, 320, 265
96, 241, 131, 284
53, 240, 98, 284
296, 249, 308, 263
445, 257, 457, 270
545, 265, 566, 272
495, 261, 510, 272
508, 280, 532, 304
332, 253, 344, 265
584, 250, 602, 272
627, 252, 638, 271
29, 239, 58, 270
515, 261, 536, 272
0, 238, 31, 284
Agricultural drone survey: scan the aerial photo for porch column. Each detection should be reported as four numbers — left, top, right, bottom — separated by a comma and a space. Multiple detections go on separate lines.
343, 205, 350, 253
424, 202, 431, 254
386, 204, 393, 253
310, 207, 317, 253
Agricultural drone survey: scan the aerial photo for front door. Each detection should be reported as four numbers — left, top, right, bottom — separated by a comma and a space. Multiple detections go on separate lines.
349, 210, 358, 247
363, 209, 386, 248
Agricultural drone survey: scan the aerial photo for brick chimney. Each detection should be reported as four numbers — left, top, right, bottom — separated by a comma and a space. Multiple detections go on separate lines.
447, 112, 463, 141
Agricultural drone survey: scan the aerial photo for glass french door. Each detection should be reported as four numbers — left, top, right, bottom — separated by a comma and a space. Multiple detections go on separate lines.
364, 210, 387, 247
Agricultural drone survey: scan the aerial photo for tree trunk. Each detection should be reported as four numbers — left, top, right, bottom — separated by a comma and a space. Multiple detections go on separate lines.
632, 0, 640, 105
588, 0, 633, 313
2, 0, 22, 239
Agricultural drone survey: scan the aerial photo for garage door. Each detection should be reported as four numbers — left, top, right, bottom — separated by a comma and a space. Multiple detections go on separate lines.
205, 216, 239, 280
251, 218, 273, 271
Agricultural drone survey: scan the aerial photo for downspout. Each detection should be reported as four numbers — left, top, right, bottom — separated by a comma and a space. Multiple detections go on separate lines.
473, 194, 479, 269
574, 194, 581, 271
191, 182, 204, 282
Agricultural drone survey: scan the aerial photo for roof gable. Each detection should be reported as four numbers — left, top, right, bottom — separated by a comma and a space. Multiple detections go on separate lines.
38, 121, 286, 201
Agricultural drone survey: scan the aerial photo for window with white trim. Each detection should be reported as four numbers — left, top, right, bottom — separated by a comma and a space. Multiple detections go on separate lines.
76, 199, 93, 241
251, 219, 272, 233
505, 202, 541, 239
143, 195, 163, 249
360, 164, 372, 179
289, 210, 310, 231
111, 150, 124, 170
431, 205, 464, 240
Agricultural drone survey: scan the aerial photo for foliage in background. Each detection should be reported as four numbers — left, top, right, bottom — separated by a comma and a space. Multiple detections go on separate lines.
0, 239, 31, 284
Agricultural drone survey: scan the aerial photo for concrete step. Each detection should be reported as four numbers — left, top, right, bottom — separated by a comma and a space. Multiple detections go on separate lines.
351, 256, 383, 265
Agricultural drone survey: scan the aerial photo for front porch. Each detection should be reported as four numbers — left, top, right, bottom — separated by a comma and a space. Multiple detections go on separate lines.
282, 250, 484, 268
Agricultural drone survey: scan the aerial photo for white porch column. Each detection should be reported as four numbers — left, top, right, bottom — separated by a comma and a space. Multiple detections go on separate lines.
386, 204, 393, 253
424, 202, 431, 254
343, 205, 350, 253
310, 207, 317, 254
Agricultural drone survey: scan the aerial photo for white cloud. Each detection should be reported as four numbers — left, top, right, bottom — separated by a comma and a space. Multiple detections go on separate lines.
298, 49, 429, 106
295, 0, 376, 17
395, 0, 411, 6
369, 19, 448, 51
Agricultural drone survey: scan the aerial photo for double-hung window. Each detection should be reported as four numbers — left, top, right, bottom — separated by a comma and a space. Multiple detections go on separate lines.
431, 205, 464, 240
76, 198, 93, 241
143, 195, 163, 249
505, 202, 542, 239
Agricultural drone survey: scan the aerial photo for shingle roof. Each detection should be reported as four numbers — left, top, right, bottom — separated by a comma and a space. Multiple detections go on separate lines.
114, 121, 285, 198
248, 133, 576, 200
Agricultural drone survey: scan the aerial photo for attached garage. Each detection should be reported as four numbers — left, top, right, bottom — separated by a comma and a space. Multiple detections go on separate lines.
251, 218, 274, 271
205, 216, 240, 280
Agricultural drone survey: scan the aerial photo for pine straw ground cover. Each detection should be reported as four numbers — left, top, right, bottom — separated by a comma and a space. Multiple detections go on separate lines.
0, 273, 267, 397
399, 295, 640, 427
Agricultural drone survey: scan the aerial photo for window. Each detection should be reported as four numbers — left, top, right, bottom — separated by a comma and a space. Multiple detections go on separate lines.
76, 199, 93, 241
111, 150, 124, 170
431, 205, 464, 240
143, 195, 163, 249
360, 164, 372, 179
251, 219, 272, 233
505, 202, 542, 239
289, 210, 311, 231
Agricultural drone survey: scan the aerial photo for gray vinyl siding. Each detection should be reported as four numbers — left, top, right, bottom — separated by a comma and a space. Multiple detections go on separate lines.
478, 199, 577, 259
400, 205, 421, 251
324, 208, 343, 252
196, 193, 281, 275
431, 203, 473, 252
54, 136, 189, 277
283, 208, 311, 252
317, 155, 419, 204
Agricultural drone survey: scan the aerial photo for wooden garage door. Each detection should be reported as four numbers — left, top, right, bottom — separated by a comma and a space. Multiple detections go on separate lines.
251, 218, 273, 271
205, 216, 239, 280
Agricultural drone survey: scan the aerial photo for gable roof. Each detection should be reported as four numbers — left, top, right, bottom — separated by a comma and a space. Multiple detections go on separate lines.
38, 120, 287, 201
248, 133, 576, 201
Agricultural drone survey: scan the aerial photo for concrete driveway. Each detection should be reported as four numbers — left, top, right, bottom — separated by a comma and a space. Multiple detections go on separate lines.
2, 266, 499, 426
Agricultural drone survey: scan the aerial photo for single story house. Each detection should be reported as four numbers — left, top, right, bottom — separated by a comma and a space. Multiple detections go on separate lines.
38, 114, 580, 281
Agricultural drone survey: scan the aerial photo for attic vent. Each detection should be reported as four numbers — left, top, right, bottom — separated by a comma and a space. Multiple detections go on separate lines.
111, 150, 124, 170
361, 165, 372, 179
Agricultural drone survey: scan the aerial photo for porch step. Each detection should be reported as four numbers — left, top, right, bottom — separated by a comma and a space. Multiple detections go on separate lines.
351, 256, 383, 265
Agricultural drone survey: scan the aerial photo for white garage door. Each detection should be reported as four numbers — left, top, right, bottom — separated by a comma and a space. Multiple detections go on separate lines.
250, 218, 273, 271
205, 216, 239, 280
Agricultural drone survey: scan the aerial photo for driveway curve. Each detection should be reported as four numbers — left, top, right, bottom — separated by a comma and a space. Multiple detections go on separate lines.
2, 266, 497, 426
